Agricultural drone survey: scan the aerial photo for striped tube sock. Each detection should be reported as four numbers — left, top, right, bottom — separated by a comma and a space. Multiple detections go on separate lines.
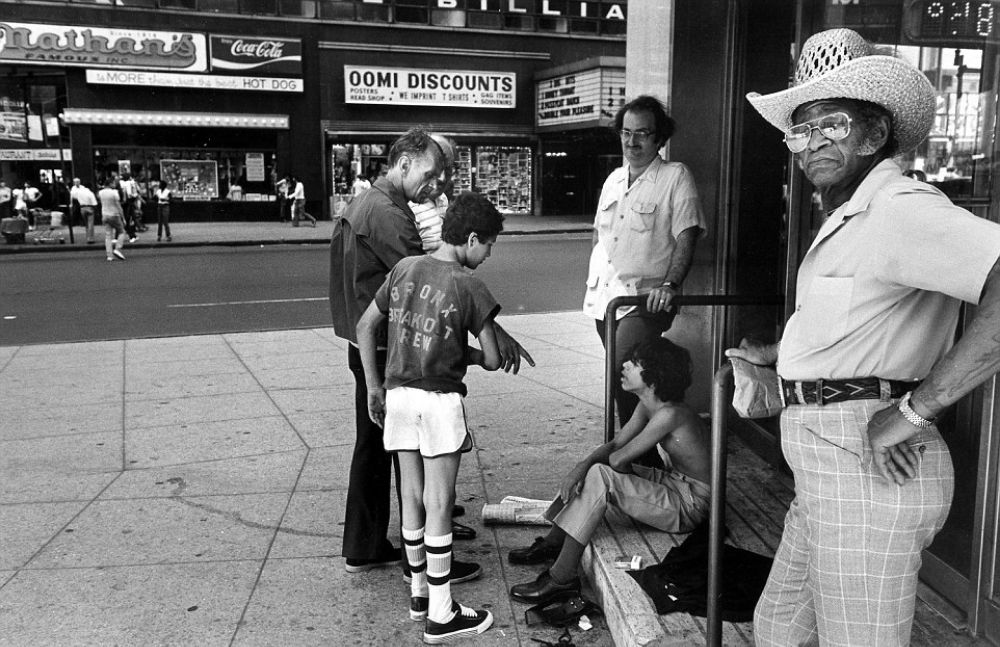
425, 532, 454, 623
402, 526, 428, 598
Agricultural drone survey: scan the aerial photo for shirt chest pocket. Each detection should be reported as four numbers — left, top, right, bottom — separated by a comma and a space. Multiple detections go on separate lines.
629, 202, 658, 232
799, 276, 854, 348
597, 197, 618, 230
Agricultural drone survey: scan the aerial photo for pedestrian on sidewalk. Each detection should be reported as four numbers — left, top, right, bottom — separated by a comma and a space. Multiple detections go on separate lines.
357, 191, 505, 644
732, 28, 1000, 645
70, 178, 98, 244
329, 127, 534, 585
585, 95, 706, 468
155, 180, 173, 242
409, 134, 456, 253
99, 177, 127, 262
120, 173, 145, 234
0, 180, 11, 221
508, 338, 710, 605
287, 175, 316, 227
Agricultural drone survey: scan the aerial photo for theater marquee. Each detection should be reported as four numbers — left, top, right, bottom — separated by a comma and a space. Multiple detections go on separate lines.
344, 66, 516, 109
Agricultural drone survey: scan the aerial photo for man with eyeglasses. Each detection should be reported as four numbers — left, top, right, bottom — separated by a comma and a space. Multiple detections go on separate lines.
729, 29, 1000, 645
584, 94, 706, 466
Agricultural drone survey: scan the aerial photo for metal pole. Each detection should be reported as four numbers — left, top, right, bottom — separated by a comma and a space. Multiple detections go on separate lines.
707, 362, 733, 647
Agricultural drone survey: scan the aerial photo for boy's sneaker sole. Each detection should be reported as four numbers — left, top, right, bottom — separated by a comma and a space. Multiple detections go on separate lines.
410, 596, 429, 621
404, 560, 481, 585
423, 605, 492, 644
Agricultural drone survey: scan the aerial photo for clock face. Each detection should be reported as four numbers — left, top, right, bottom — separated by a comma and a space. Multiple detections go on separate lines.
904, 0, 999, 45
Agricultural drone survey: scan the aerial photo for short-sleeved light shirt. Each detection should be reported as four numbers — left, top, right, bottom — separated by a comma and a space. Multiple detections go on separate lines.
98, 187, 124, 219
409, 193, 448, 252
71, 185, 97, 207
778, 159, 1000, 381
374, 255, 500, 396
583, 157, 706, 320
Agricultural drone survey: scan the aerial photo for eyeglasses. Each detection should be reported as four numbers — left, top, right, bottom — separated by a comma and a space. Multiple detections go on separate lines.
783, 112, 853, 153
619, 128, 654, 142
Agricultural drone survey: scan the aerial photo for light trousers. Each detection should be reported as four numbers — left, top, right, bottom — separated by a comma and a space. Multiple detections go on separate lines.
754, 400, 953, 647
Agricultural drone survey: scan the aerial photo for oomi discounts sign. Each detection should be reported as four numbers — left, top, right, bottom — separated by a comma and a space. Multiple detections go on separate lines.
344, 66, 516, 109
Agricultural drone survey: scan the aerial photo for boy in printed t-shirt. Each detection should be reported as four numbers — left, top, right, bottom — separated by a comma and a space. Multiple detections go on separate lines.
356, 191, 506, 644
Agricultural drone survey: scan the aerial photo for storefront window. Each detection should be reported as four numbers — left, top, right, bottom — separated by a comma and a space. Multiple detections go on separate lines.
475, 145, 532, 214
327, 140, 532, 215
92, 146, 277, 202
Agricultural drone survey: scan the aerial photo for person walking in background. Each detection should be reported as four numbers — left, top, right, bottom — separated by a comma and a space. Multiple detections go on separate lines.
98, 177, 127, 262
120, 173, 145, 233
23, 181, 40, 230
156, 180, 172, 242
0, 180, 12, 221
288, 175, 316, 227
731, 28, 1000, 645
356, 191, 506, 644
409, 134, 457, 253
586, 95, 706, 466
275, 175, 290, 222
352, 173, 371, 201
70, 178, 98, 244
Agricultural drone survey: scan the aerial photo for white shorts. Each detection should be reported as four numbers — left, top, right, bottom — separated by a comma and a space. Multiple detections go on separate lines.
383, 386, 473, 457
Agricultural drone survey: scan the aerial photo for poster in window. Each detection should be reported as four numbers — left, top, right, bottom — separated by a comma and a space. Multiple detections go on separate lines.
160, 159, 219, 200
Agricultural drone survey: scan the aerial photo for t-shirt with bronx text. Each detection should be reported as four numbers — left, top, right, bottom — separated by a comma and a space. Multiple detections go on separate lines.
374, 255, 499, 396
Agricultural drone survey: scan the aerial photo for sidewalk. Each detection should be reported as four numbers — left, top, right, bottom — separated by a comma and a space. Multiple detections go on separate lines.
0, 214, 594, 254
0, 311, 614, 646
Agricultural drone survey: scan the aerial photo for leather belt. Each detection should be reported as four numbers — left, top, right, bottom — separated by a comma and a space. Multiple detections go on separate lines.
779, 377, 919, 406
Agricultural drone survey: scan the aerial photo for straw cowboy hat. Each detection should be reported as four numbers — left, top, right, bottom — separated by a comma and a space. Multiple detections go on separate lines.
747, 28, 936, 154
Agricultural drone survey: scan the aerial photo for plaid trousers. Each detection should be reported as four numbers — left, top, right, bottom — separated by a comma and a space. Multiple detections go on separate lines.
754, 400, 953, 647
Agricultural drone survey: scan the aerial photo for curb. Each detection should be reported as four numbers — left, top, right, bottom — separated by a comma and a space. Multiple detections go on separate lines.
0, 227, 591, 254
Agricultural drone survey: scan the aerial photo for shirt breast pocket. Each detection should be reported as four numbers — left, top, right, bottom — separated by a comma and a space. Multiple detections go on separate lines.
597, 197, 618, 230
800, 276, 854, 347
629, 202, 657, 232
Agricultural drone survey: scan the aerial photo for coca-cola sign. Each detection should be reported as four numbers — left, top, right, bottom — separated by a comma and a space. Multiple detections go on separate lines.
210, 35, 301, 77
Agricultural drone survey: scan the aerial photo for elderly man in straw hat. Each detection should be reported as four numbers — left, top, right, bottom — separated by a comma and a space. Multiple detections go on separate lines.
727, 28, 1000, 645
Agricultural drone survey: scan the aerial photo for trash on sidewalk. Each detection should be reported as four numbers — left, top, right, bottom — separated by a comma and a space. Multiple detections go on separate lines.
481, 495, 554, 526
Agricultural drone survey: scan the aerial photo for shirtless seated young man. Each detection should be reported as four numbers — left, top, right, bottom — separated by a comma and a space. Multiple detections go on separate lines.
507, 337, 711, 605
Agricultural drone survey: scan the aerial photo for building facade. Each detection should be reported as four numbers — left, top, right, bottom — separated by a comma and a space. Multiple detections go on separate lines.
0, 1, 628, 220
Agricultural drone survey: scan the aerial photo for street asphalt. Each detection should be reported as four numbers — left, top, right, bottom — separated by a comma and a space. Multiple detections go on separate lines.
1, 213, 618, 646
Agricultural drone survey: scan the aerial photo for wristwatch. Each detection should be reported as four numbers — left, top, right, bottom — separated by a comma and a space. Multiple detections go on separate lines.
661, 280, 681, 291
898, 392, 935, 428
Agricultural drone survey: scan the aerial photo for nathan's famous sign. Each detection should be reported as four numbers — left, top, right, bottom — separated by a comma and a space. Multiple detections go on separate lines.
0, 22, 208, 71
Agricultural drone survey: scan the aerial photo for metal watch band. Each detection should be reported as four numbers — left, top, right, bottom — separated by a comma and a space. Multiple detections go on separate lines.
898, 392, 935, 428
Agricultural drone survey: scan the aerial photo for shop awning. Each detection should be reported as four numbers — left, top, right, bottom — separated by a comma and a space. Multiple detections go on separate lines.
61, 109, 289, 129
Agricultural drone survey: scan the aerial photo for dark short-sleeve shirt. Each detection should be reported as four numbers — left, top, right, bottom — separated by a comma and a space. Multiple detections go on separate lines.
374, 255, 500, 396
329, 177, 424, 345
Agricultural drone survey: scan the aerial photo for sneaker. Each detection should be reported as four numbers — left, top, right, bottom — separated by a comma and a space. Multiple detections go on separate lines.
345, 546, 401, 573
112, 249, 126, 261
410, 596, 428, 621
106, 256, 114, 262
423, 602, 492, 644
404, 559, 481, 585
129, 236, 137, 243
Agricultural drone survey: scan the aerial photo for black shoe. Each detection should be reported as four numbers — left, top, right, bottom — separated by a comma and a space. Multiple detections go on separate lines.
404, 559, 481, 585
510, 570, 581, 605
423, 602, 492, 644
508, 536, 561, 565
451, 521, 476, 541
410, 596, 428, 621
452, 504, 465, 518
345, 545, 401, 573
